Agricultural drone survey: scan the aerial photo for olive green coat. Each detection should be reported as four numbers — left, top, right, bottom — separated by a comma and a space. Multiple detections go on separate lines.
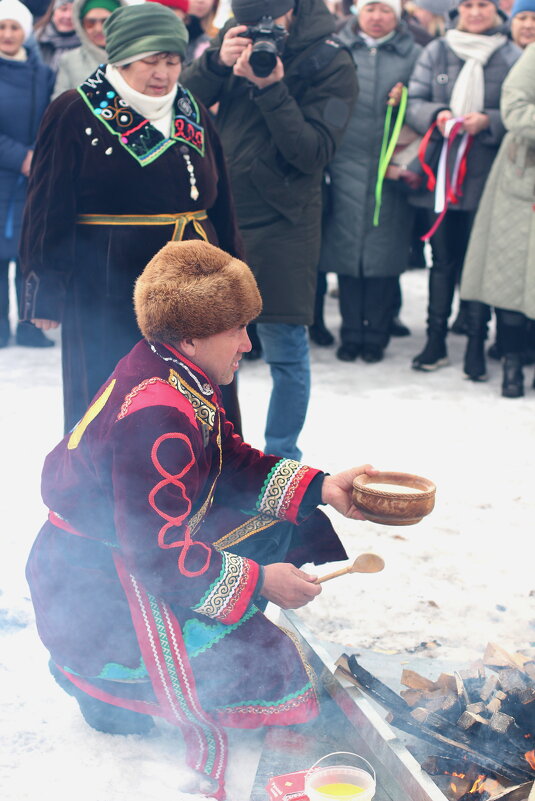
182, 0, 358, 324
460, 42, 535, 320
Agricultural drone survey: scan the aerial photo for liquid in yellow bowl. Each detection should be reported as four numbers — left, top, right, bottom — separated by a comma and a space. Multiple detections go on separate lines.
316, 783, 364, 798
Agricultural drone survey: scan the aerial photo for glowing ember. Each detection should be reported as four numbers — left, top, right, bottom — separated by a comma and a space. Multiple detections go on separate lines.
525, 750, 535, 770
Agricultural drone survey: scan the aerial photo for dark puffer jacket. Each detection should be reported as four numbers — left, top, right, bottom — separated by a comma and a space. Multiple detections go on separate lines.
183, 0, 358, 325
406, 28, 521, 211
0, 47, 54, 261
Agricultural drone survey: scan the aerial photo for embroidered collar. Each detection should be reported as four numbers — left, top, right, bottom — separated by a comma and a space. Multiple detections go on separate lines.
148, 342, 218, 430
77, 67, 205, 167
150, 342, 214, 396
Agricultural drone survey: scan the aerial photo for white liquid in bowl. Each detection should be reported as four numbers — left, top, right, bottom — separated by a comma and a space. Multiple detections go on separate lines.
364, 483, 424, 494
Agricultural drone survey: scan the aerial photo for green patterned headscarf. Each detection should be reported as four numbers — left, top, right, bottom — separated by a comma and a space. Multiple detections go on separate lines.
103, 3, 188, 64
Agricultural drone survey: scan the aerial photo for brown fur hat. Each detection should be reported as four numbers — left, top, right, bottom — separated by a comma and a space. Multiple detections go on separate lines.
134, 240, 262, 343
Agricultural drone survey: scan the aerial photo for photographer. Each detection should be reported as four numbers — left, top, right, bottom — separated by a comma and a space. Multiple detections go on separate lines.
183, 0, 358, 461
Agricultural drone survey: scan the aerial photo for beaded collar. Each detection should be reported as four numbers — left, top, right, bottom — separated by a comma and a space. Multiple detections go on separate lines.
77, 66, 205, 167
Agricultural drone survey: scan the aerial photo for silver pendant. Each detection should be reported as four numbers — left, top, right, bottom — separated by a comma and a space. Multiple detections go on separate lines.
180, 146, 199, 204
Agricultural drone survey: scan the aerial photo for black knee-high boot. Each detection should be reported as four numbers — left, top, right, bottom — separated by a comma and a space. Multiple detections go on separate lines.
498, 309, 528, 397
463, 301, 491, 381
412, 269, 453, 370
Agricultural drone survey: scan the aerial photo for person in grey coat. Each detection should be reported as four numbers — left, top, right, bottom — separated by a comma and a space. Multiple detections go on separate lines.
52, 0, 121, 98
406, 0, 520, 379
318, 0, 422, 363
460, 41, 535, 397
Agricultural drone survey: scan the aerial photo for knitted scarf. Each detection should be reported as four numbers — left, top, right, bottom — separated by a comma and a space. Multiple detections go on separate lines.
105, 64, 177, 138
445, 28, 507, 117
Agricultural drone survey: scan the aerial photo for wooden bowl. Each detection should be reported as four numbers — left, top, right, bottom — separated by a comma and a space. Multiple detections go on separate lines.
352, 471, 436, 526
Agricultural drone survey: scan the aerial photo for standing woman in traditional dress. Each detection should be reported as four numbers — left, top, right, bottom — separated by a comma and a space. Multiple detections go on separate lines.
19, 2, 244, 432
407, 0, 520, 380
0, 0, 54, 348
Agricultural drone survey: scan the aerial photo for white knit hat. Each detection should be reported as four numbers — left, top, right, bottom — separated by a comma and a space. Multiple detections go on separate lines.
0, 0, 33, 40
355, 0, 402, 18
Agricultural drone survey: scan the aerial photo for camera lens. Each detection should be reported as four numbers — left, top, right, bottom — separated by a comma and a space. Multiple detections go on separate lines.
249, 40, 278, 78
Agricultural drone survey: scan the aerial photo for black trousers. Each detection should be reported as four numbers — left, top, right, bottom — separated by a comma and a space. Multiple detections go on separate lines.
338, 274, 398, 348
425, 209, 489, 338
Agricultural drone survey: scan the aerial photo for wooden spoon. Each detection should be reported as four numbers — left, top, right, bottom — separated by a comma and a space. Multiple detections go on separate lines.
316, 553, 385, 584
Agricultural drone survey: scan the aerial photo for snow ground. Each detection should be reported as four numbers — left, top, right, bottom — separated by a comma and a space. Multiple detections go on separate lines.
1, 267, 534, 800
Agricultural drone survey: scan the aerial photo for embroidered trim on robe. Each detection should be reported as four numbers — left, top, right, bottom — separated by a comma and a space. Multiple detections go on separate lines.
78, 67, 205, 166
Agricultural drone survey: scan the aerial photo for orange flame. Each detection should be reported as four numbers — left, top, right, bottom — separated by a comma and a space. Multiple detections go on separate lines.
469, 775, 486, 793
525, 750, 535, 770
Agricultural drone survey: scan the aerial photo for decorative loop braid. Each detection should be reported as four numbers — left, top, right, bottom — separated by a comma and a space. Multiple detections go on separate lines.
149, 432, 211, 577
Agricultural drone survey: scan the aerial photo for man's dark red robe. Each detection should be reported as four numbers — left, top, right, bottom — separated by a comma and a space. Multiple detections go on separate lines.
26, 339, 347, 795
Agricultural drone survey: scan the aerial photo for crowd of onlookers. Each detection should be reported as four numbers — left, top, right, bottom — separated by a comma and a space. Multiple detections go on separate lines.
1, 0, 534, 410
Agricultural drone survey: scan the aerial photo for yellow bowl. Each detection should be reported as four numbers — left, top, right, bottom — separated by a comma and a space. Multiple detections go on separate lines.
352, 471, 436, 526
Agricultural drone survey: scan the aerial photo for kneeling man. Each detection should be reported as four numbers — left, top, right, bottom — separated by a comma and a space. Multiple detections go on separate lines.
26, 240, 375, 796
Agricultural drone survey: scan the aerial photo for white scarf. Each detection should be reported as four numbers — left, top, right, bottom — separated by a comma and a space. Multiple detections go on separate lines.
105, 64, 177, 138
445, 29, 507, 117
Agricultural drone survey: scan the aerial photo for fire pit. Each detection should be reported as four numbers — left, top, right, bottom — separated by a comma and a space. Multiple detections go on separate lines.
250, 613, 535, 801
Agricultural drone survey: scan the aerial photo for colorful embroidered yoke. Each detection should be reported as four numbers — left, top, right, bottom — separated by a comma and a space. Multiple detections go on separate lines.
26, 340, 346, 789
77, 67, 205, 166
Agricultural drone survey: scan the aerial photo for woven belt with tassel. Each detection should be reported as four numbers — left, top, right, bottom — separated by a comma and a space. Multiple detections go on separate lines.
76, 210, 208, 242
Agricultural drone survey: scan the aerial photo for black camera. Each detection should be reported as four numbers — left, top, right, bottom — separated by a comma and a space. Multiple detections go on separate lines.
239, 16, 288, 78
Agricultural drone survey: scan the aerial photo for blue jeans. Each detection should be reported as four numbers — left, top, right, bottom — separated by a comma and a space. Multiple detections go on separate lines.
256, 323, 310, 461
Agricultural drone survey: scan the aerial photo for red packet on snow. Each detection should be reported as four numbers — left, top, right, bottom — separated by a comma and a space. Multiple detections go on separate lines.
266, 769, 309, 800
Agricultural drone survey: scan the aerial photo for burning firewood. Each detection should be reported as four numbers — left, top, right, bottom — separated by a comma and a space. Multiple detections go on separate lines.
334, 642, 535, 790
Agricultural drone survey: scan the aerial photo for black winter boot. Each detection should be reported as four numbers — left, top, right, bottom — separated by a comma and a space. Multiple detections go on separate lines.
463, 301, 490, 381
309, 321, 334, 346
412, 335, 448, 371
390, 316, 411, 337
16, 321, 54, 348
337, 343, 361, 362
361, 345, 384, 363
501, 354, 524, 398
463, 337, 487, 381
450, 301, 470, 335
